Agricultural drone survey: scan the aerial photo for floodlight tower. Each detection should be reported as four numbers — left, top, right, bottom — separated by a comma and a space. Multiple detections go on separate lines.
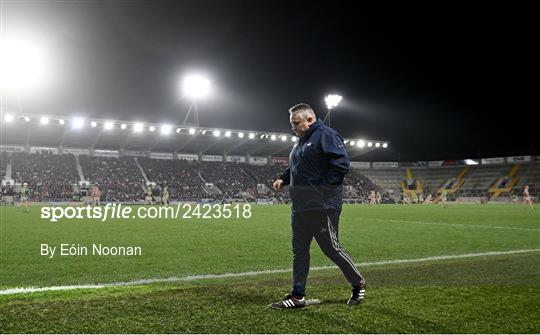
323, 94, 342, 127
0, 37, 50, 117
181, 74, 211, 127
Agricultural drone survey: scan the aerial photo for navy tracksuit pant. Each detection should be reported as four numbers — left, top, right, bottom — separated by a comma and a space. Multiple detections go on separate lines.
291, 209, 364, 297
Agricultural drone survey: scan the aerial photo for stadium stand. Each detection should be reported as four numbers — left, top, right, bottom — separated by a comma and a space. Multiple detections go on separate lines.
79, 155, 145, 202
138, 157, 206, 201
2, 149, 538, 204
11, 152, 78, 201
199, 161, 256, 199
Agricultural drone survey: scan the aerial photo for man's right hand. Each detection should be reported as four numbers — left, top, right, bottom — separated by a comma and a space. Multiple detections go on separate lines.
273, 179, 284, 191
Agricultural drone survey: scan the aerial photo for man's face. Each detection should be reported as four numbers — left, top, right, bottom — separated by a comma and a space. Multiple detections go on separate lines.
290, 112, 314, 137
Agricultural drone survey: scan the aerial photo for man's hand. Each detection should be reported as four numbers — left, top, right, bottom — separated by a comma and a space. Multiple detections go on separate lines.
273, 179, 284, 191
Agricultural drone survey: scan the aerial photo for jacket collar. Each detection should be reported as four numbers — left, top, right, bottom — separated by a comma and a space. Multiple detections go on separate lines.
303, 119, 323, 139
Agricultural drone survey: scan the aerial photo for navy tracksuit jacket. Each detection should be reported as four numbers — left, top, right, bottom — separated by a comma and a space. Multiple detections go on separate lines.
279, 119, 349, 213
279, 119, 364, 297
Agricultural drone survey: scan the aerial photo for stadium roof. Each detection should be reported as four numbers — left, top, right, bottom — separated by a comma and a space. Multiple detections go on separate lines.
0, 113, 387, 158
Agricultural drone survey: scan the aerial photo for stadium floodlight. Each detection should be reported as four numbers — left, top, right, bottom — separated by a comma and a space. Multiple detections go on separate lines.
160, 124, 172, 135
324, 94, 343, 110
23, 116, 31, 122
4, 114, 14, 122
281, 135, 287, 142
40, 117, 49, 125
238, 132, 244, 138
367, 141, 373, 147
213, 130, 221, 137
324, 94, 342, 127
182, 74, 211, 99
188, 128, 196, 135
149, 125, 156, 132
249, 133, 255, 139
343, 139, 349, 144
202, 130, 208, 135
176, 128, 181, 133
225, 130, 231, 137
72, 117, 85, 129
291, 136, 297, 142
270, 134, 277, 141
120, 123, 127, 130
133, 123, 143, 132
382, 143, 388, 148
350, 140, 356, 146
0, 37, 50, 92
90, 121, 98, 128
375, 142, 380, 148
104, 121, 114, 130
58, 119, 65, 125
358, 139, 366, 148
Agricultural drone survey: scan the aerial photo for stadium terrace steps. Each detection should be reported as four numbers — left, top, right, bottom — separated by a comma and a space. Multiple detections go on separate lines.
133, 157, 149, 184
74, 154, 85, 181
353, 163, 540, 202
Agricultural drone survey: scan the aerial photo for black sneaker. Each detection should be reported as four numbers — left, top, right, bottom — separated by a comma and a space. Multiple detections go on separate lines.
347, 280, 367, 305
270, 294, 306, 309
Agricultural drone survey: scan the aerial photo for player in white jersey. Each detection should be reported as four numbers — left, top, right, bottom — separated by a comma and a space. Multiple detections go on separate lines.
369, 190, 376, 205
523, 185, 534, 209
91, 185, 101, 206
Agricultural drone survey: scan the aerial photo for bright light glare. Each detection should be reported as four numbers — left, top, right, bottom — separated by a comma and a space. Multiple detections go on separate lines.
375, 142, 380, 148
281, 135, 287, 141
134, 123, 144, 132
270, 134, 277, 141
465, 159, 479, 165
0, 38, 50, 92
249, 133, 255, 139
367, 142, 373, 147
189, 128, 196, 135
238, 132, 244, 138
213, 130, 220, 137
90, 121, 97, 128
160, 124, 172, 135
383, 143, 388, 148
72, 117, 85, 129
104, 121, 114, 130
40, 117, 49, 125
120, 123, 127, 130
324, 94, 343, 109
358, 140, 365, 148
59, 119, 65, 125
23, 116, 30, 122
182, 74, 211, 99
291, 136, 297, 142
350, 140, 356, 146
149, 126, 156, 132
225, 131, 231, 137
5, 114, 14, 122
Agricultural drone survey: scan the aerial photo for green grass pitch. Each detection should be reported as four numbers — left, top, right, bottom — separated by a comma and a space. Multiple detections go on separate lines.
1, 203, 539, 333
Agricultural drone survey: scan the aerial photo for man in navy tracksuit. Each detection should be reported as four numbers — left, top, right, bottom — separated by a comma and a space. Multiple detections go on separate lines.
270, 103, 366, 309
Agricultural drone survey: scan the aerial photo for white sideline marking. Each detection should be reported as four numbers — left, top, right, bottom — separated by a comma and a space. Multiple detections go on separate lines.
1, 249, 538, 295
258, 211, 540, 232
347, 217, 540, 232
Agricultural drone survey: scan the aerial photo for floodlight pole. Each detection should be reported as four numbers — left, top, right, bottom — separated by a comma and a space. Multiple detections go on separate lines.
324, 108, 332, 127
182, 100, 200, 127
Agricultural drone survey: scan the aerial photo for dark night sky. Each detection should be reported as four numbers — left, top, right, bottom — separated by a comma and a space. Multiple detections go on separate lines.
2, 1, 537, 161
